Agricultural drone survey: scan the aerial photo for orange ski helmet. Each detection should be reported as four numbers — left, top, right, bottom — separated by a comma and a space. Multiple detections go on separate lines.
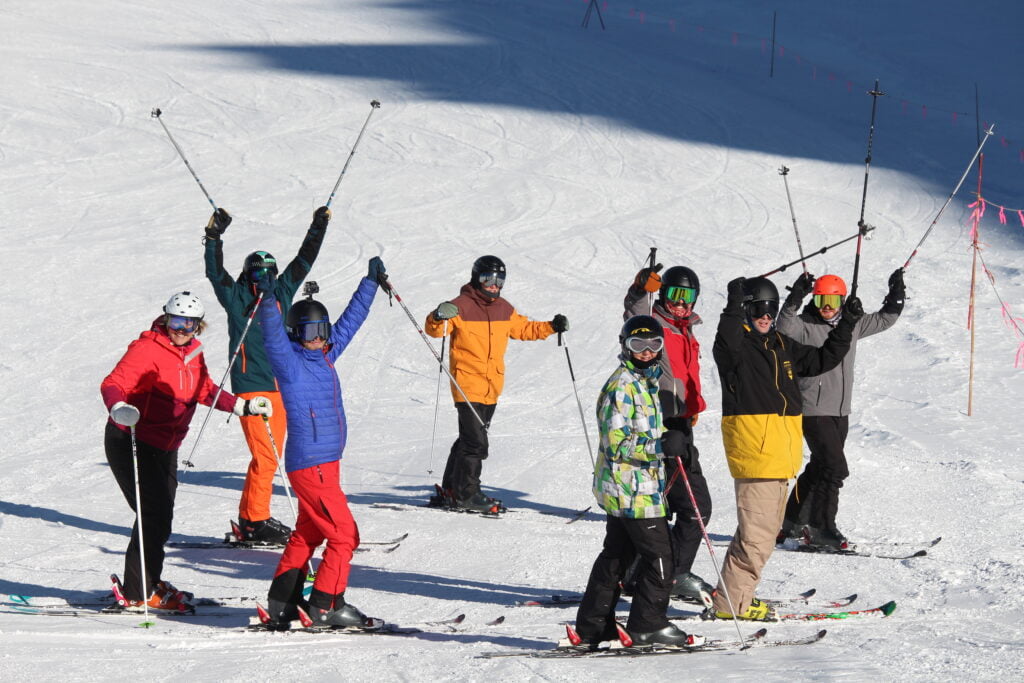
813, 274, 848, 296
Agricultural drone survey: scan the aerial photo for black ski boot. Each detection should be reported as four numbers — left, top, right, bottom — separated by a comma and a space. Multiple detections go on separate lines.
307, 589, 373, 630
239, 516, 292, 544
629, 623, 703, 647
265, 568, 309, 628
455, 491, 501, 514
803, 526, 849, 550
670, 571, 715, 606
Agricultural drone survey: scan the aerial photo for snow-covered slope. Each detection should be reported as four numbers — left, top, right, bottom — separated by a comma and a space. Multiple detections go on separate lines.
1, 0, 1022, 679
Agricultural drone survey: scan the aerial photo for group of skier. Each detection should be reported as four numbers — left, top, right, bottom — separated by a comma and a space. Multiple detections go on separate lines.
99, 203, 905, 637
571, 259, 905, 645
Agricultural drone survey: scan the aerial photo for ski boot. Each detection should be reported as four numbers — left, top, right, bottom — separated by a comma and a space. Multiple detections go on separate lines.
803, 525, 849, 550
670, 571, 715, 607
455, 491, 502, 515
428, 484, 457, 508
628, 623, 705, 647
776, 518, 806, 545
306, 592, 374, 630
238, 516, 292, 545
704, 597, 776, 622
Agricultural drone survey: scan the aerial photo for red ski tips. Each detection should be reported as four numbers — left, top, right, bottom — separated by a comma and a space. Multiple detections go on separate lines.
296, 605, 314, 628
255, 603, 272, 625
565, 624, 582, 646
615, 623, 633, 647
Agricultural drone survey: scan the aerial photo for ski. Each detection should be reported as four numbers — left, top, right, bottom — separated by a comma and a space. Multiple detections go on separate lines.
514, 588, 855, 610
167, 539, 401, 553
775, 600, 896, 621
371, 502, 504, 519
479, 627, 826, 658
789, 545, 929, 560
679, 600, 896, 623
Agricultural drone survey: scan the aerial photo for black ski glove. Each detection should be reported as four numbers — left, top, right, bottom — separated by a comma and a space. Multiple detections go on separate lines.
551, 314, 569, 333
787, 272, 816, 305
205, 208, 232, 239
842, 295, 864, 323
726, 277, 747, 308
312, 206, 331, 232
633, 264, 663, 293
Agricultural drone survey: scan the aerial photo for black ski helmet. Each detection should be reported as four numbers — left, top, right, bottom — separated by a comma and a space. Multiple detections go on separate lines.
286, 298, 331, 342
742, 277, 780, 325
242, 251, 278, 283
471, 255, 506, 298
659, 266, 700, 305
619, 314, 664, 356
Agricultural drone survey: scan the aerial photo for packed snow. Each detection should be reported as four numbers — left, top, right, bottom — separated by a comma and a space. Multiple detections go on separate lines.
1, 0, 1022, 680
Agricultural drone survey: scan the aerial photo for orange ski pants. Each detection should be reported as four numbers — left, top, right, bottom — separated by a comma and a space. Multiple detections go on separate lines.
237, 390, 287, 522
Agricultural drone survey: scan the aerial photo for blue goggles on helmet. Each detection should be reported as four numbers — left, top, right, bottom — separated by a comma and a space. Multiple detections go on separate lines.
477, 271, 505, 288
166, 315, 200, 332
296, 321, 331, 342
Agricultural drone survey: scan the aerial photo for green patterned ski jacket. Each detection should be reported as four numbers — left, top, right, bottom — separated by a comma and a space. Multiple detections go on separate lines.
592, 356, 667, 519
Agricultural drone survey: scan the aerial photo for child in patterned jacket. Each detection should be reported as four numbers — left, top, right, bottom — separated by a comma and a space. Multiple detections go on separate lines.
572, 315, 699, 648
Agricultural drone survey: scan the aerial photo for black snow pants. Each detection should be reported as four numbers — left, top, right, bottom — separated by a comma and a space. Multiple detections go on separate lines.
662, 425, 712, 575
576, 515, 674, 639
105, 422, 178, 601
785, 415, 850, 531
441, 402, 497, 501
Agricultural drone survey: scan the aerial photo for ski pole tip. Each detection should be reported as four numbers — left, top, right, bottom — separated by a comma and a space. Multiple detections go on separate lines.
370, 99, 381, 108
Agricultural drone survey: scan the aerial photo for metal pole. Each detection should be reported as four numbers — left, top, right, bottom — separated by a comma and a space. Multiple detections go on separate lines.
757, 226, 874, 278
779, 165, 808, 275
851, 81, 885, 299
150, 108, 218, 210
325, 100, 381, 208
182, 292, 265, 468
904, 125, 994, 269
558, 332, 596, 467
130, 426, 155, 628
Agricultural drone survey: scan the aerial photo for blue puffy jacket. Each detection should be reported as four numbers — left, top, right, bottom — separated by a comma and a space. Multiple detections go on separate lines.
258, 278, 377, 472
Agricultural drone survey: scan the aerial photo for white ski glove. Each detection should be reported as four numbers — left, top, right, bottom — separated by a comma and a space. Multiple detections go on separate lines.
110, 401, 141, 427
234, 396, 273, 417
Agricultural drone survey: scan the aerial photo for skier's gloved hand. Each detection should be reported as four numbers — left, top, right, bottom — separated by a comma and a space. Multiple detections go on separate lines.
633, 264, 663, 293
842, 295, 864, 323
254, 270, 276, 296
726, 277, 747, 307
110, 401, 141, 427
433, 302, 459, 321
789, 272, 816, 301
312, 206, 331, 232
887, 267, 906, 301
205, 208, 232, 239
234, 396, 273, 417
367, 256, 386, 286
551, 314, 569, 333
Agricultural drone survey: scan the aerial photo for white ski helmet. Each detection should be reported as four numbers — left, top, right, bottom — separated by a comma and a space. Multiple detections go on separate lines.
164, 291, 205, 319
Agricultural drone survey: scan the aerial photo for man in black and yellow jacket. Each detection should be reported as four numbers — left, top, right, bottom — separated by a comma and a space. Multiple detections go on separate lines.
708, 276, 861, 621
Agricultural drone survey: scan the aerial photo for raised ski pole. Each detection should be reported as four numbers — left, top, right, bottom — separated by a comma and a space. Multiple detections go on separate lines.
150, 108, 218, 210
182, 292, 265, 469
129, 425, 155, 628
850, 81, 885, 299
757, 226, 874, 278
673, 455, 748, 646
647, 246, 658, 315
558, 332, 596, 468
325, 100, 381, 209
779, 165, 809, 275
378, 274, 488, 430
903, 125, 995, 270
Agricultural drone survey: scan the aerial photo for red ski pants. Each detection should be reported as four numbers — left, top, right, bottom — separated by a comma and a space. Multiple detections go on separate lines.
273, 460, 360, 596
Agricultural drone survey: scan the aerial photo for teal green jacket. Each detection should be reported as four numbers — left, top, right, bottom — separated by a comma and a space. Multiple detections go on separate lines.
204, 220, 326, 393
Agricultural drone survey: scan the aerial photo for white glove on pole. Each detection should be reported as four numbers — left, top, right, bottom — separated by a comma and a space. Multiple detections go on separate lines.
110, 401, 141, 427
234, 396, 273, 417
